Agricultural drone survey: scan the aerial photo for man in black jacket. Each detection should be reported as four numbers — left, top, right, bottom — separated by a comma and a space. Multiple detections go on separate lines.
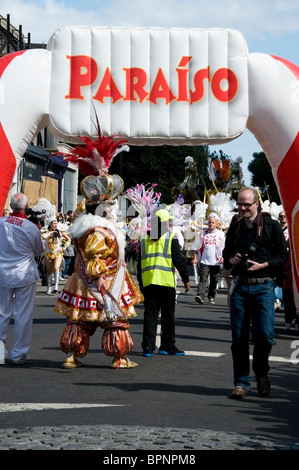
137, 209, 190, 357
223, 187, 288, 399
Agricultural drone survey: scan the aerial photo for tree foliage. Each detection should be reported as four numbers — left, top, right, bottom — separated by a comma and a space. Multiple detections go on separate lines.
109, 145, 210, 204
247, 152, 281, 204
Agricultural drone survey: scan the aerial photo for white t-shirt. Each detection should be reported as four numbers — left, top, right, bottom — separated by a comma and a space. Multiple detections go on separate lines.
0, 215, 43, 288
192, 229, 225, 265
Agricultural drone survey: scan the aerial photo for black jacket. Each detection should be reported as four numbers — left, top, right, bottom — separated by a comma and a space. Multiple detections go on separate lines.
222, 213, 288, 280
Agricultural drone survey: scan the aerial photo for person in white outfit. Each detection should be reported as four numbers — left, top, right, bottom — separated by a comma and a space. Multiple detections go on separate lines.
0, 193, 43, 364
191, 215, 225, 304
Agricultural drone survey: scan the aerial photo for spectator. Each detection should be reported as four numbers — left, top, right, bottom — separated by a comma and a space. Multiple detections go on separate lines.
223, 187, 288, 399
0, 193, 43, 364
283, 241, 298, 333
61, 239, 75, 278
192, 215, 225, 305
275, 210, 289, 311
67, 210, 74, 222
278, 210, 289, 240
56, 212, 65, 224
137, 209, 190, 357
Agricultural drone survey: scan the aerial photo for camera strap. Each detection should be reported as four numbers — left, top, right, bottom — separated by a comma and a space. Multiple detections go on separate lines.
256, 211, 263, 240
234, 212, 264, 245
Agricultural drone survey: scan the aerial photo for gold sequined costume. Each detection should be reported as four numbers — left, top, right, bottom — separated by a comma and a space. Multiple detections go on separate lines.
55, 213, 143, 368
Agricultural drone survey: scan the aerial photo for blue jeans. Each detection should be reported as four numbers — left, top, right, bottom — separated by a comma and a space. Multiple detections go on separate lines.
230, 280, 275, 389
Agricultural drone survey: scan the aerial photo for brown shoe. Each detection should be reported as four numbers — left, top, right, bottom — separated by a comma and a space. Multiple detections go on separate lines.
230, 386, 248, 400
256, 376, 270, 397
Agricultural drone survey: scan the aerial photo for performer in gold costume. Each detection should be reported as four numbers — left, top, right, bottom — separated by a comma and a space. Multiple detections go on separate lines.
42, 218, 71, 295
54, 126, 143, 369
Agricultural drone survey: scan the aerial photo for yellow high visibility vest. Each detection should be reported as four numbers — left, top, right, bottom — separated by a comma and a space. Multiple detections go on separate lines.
140, 232, 175, 287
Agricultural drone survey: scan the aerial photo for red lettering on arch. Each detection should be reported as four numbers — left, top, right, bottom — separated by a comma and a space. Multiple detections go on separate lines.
190, 67, 210, 104
123, 67, 148, 103
147, 68, 176, 105
177, 56, 192, 102
211, 68, 238, 102
65, 55, 98, 100
93, 67, 123, 103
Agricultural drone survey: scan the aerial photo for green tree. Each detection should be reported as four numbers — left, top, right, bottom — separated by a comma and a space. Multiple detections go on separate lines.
110, 144, 210, 204
248, 152, 281, 204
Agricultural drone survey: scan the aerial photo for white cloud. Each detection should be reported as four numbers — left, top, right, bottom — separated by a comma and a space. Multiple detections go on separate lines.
2, 0, 299, 43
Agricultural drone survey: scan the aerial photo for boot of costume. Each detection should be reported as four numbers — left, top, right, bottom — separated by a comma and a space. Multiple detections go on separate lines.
47, 274, 53, 295
54, 271, 60, 293
62, 352, 82, 369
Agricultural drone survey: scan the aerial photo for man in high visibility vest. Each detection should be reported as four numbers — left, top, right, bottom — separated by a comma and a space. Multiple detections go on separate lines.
137, 209, 190, 357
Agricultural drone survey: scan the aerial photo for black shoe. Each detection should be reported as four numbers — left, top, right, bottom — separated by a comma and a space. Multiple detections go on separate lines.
256, 376, 271, 397
143, 347, 153, 357
159, 346, 185, 356
195, 295, 204, 304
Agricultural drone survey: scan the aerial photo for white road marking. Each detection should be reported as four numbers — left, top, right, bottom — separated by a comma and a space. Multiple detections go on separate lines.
185, 351, 225, 357
250, 355, 294, 363
0, 403, 126, 413
157, 325, 292, 361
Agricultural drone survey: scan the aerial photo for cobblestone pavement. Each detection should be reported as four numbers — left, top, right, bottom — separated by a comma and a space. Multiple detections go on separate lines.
1, 425, 299, 450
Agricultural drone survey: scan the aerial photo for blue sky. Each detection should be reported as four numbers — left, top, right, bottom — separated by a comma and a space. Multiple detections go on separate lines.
2, 0, 299, 184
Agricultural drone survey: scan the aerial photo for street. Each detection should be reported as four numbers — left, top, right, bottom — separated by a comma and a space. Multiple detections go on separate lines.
1, 273, 299, 450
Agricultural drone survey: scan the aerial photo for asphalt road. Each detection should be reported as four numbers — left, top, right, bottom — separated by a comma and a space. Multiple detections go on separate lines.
1, 272, 299, 451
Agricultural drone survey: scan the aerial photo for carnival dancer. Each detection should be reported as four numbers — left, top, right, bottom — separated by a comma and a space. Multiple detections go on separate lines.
42, 218, 71, 295
53, 124, 143, 369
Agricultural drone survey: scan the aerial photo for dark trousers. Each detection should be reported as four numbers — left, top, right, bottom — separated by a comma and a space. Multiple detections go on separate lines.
283, 288, 297, 324
142, 285, 176, 351
197, 263, 221, 300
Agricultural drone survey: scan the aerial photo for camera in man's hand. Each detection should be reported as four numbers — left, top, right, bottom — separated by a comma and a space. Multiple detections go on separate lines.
240, 254, 250, 271
239, 243, 258, 272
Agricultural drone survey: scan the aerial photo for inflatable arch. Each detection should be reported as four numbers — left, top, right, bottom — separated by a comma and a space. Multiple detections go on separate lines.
0, 27, 299, 306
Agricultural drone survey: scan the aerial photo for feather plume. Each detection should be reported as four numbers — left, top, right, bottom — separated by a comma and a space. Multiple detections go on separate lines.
209, 192, 237, 228
262, 200, 283, 220
124, 183, 161, 237
61, 135, 129, 176
212, 157, 221, 171
56, 105, 129, 176
221, 158, 231, 182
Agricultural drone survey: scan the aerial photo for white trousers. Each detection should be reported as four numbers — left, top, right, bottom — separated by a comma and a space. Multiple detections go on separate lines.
0, 281, 37, 362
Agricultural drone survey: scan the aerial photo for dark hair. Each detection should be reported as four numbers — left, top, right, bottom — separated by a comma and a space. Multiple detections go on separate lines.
86, 204, 97, 215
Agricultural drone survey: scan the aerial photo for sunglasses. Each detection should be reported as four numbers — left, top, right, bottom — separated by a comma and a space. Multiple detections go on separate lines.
237, 201, 257, 209
279, 215, 286, 218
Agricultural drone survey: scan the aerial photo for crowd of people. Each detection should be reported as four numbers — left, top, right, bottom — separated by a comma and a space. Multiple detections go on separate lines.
1, 180, 297, 398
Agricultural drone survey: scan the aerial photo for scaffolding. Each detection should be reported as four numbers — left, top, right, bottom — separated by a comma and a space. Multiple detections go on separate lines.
0, 13, 30, 56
